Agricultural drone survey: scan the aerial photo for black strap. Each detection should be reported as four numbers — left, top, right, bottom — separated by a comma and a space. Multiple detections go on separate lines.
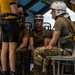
1, 13, 18, 18
63, 17, 74, 35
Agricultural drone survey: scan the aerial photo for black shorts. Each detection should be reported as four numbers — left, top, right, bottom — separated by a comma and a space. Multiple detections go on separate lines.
1, 19, 19, 42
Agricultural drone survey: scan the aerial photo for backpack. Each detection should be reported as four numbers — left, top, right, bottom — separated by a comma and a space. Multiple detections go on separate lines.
59, 17, 75, 49
65, 18, 75, 35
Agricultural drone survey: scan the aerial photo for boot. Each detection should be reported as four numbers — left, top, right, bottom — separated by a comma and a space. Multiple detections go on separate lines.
10, 71, 16, 75
3, 71, 9, 75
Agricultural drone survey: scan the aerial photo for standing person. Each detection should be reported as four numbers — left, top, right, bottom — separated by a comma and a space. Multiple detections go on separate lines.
0, 0, 20, 75
34, 1, 74, 75
29, 14, 51, 60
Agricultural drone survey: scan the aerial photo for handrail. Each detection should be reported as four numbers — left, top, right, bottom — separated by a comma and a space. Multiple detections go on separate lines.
43, 22, 51, 30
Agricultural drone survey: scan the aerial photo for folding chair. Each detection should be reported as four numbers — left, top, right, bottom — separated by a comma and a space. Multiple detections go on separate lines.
46, 36, 75, 75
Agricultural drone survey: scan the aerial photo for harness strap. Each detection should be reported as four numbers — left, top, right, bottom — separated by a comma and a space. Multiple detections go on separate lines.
1, 13, 18, 18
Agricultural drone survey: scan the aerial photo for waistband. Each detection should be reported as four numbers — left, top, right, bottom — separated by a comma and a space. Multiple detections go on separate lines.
1, 13, 18, 18
1, 19, 18, 24
2, 19, 17, 21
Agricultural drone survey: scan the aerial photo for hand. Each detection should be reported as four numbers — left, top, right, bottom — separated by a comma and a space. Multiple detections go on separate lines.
45, 45, 52, 49
46, 45, 58, 52
16, 48, 22, 52
51, 47, 58, 53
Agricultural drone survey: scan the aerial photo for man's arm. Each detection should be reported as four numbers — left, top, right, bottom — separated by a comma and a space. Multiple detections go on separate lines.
44, 30, 52, 46
45, 30, 60, 52
44, 38, 51, 46
16, 38, 28, 50
49, 30, 60, 46
9, 0, 19, 15
16, 27, 29, 50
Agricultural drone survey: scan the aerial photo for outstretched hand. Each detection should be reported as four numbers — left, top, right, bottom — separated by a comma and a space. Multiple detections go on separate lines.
45, 45, 58, 53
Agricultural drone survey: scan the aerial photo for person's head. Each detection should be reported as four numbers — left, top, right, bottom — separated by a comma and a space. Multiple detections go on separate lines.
34, 14, 43, 28
50, 1, 67, 19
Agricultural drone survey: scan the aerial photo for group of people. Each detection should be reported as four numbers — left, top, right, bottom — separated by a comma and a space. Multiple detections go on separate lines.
0, 0, 75, 75
33, 1, 75, 75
